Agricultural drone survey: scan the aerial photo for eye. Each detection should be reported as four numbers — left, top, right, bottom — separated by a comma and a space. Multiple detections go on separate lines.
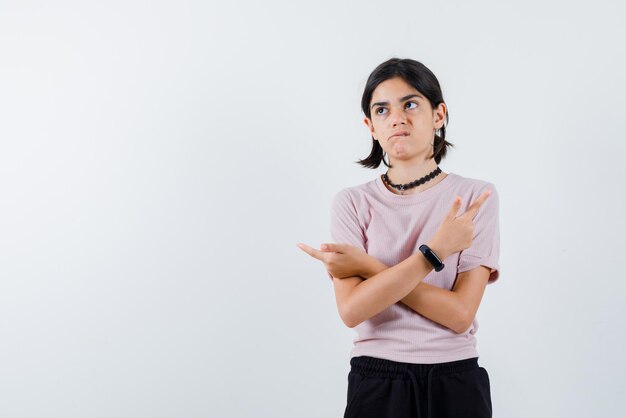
406, 101, 418, 109
375, 107, 387, 115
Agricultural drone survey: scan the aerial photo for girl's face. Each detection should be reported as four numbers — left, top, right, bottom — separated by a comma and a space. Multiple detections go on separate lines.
364, 77, 446, 163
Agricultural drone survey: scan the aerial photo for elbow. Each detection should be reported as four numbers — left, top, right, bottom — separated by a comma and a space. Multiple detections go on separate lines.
339, 303, 362, 329
451, 308, 473, 334
342, 318, 358, 329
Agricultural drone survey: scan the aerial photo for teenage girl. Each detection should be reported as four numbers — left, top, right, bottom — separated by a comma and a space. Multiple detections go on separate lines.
298, 58, 500, 418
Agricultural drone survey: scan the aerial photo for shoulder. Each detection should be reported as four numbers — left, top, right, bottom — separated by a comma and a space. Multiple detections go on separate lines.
331, 178, 377, 206
451, 173, 498, 195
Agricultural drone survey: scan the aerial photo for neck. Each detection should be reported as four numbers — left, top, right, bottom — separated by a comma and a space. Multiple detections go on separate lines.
386, 160, 439, 185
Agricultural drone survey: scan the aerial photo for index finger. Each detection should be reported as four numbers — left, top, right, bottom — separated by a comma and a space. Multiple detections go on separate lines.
296, 243, 324, 261
461, 189, 492, 220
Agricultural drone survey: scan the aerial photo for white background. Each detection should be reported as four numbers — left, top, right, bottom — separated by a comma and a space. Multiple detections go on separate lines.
1, 1, 625, 417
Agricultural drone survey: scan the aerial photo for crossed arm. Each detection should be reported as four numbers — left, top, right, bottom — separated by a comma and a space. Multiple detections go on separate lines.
352, 254, 491, 334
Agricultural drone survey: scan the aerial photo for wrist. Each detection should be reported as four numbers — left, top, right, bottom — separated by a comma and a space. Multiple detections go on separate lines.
426, 240, 449, 262
360, 254, 385, 279
420, 242, 446, 272
359, 258, 375, 279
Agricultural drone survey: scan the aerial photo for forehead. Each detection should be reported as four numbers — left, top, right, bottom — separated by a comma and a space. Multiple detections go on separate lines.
371, 77, 423, 102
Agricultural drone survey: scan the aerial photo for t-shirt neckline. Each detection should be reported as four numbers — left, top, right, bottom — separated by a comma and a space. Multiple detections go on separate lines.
374, 171, 458, 204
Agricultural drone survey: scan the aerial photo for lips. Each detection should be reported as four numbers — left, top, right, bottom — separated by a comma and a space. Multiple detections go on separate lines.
389, 131, 410, 140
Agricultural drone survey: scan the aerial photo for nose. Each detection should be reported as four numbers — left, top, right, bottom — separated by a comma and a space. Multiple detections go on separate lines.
390, 107, 407, 126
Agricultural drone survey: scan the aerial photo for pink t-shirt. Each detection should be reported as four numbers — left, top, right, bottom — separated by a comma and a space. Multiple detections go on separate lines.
329, 172, 500, 364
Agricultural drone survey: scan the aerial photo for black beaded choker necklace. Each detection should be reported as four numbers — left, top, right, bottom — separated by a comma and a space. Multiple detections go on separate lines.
382, 166, 442, 195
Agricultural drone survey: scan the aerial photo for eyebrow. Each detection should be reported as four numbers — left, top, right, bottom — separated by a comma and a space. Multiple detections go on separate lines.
371, 93, 424, 110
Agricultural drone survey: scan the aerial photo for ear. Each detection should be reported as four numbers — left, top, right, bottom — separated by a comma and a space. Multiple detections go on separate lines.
433, 103, 447, 130
363, 117, 377, 141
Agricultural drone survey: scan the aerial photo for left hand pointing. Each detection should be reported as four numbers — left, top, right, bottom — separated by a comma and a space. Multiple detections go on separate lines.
296, 242, 367, 279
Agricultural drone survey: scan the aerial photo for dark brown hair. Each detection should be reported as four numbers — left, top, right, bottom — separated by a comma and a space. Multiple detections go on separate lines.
356, 58, 454, 169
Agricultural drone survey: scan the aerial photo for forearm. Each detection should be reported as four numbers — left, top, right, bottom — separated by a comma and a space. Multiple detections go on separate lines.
401, 283, 467, 332
341, 242, 445, 328
362, 255, 466, 332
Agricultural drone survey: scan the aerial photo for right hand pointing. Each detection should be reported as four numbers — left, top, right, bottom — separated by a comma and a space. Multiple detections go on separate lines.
429, 189, 492, 259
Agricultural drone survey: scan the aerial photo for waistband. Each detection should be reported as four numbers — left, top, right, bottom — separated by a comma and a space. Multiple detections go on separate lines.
350, 355, 479, 379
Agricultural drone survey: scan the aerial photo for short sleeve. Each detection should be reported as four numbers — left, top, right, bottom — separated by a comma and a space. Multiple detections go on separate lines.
456, 183, 501, 284
327, 189, 367, 280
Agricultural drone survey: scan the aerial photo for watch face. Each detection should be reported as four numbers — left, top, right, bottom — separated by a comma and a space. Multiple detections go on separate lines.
425, 248, 440, 262
419, 245, 443, 270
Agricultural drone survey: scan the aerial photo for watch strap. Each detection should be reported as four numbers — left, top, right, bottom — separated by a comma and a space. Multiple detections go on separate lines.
419, 244, 445, 272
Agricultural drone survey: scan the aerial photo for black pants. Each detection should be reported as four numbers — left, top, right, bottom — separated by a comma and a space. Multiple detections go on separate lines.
344, 356, 492, 418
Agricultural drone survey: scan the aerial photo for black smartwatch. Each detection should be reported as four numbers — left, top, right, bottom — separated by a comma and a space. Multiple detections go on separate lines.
419, 244, 445, 272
